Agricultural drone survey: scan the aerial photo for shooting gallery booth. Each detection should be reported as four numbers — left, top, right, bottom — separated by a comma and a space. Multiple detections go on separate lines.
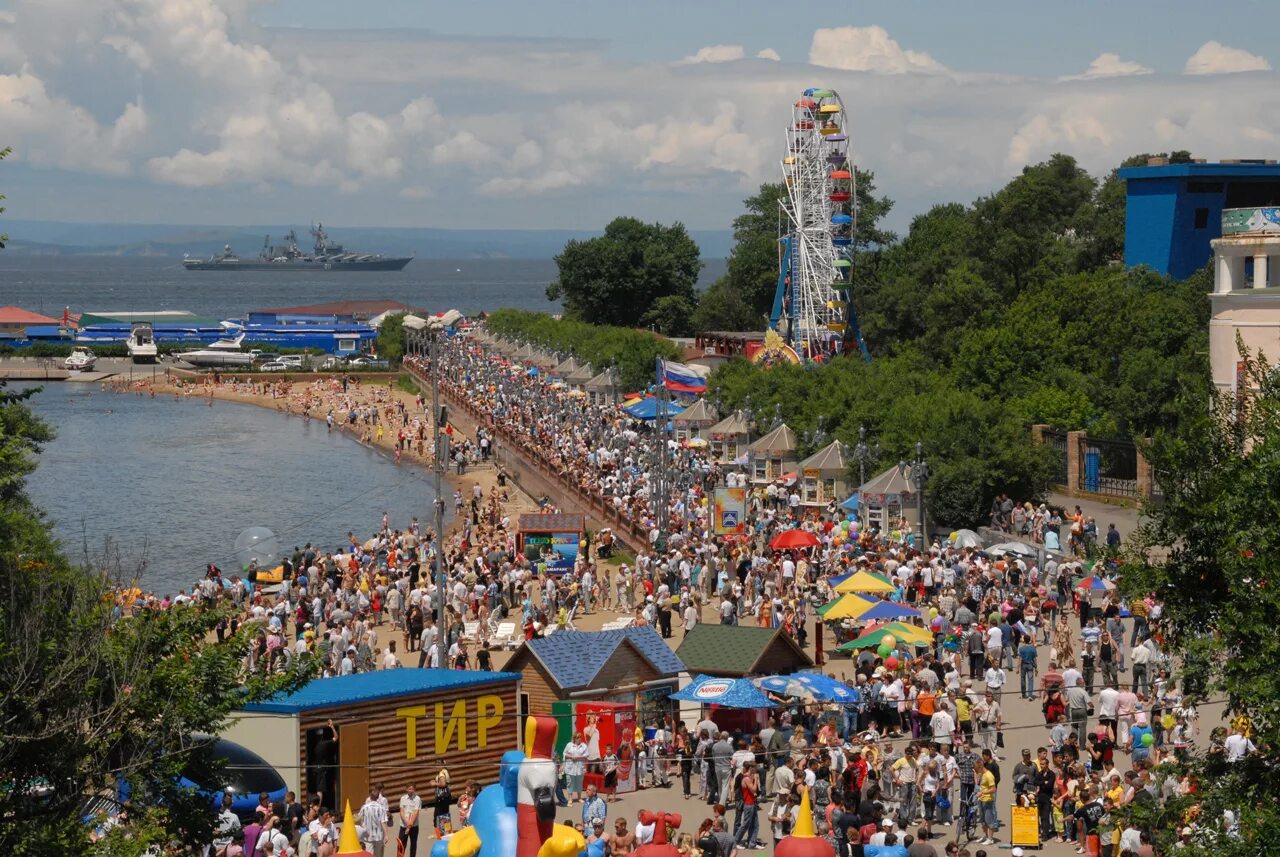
223, 669, 520, 814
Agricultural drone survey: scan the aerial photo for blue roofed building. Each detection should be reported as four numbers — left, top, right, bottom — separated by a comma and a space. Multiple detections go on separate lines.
1121, 158, 1280, 279
222, 668, 521, 814
504, 626, 684, 717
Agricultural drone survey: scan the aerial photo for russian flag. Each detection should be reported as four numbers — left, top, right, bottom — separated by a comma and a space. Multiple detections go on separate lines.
657, 357, 709, 394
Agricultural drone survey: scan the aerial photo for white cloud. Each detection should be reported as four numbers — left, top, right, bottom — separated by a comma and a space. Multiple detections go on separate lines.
809, 25, 946, 74
1064, 52, 1152, 80
680, 44, 745, 64
7, 6, 1280, 233
1185, 40, 1271, 75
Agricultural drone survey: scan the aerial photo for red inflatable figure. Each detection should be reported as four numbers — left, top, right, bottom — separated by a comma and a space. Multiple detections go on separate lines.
632, 812, 683, 857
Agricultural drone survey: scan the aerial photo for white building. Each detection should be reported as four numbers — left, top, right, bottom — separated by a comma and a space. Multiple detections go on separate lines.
1211, 207, 1280, 395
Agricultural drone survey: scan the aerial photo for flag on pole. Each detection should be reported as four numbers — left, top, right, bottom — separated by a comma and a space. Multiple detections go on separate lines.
656, 357, 709, 394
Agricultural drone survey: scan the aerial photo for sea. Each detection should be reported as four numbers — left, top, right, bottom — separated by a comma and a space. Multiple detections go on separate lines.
16, 381, 443, 598
0, 255, 727, 320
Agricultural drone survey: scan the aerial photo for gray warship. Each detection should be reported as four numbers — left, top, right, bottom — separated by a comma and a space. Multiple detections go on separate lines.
183, 224, 412, 271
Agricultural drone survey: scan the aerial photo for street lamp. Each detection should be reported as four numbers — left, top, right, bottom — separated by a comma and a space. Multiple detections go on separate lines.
909, 440, 929, 547
851, 424, 877, 489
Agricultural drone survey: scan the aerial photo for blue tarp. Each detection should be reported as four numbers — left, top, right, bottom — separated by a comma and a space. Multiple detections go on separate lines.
669, 673, 775, 709
622, 397, 686, 421
526, 367, 540, 376
840, 492, 860, 511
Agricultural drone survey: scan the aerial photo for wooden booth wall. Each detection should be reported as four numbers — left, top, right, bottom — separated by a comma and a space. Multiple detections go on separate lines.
298, 681, 519, 813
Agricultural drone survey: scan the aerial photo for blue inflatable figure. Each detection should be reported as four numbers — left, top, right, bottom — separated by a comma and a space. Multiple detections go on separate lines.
431, 750, 523, 857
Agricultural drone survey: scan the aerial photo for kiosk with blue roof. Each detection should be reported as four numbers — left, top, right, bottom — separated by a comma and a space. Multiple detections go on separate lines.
222, 668, 521, 815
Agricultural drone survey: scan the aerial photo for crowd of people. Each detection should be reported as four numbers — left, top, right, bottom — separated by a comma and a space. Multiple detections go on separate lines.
99, 326, 1246, 857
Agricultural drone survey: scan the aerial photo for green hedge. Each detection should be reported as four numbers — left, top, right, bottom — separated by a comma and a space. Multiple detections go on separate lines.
485, 309, 681, 391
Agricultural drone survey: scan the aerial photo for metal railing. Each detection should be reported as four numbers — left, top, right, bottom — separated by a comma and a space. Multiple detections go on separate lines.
1079, 434, 1139, 498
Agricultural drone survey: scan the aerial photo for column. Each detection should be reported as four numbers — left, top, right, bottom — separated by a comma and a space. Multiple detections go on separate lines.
1066, 430, 1085, 493
1228, 255, 1246, 292
1254, 253, 1269, 289
1135, 442, 1153, 500
1271, 253, 1280, 288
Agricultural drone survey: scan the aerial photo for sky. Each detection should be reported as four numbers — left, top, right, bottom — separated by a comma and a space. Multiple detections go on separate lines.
3, 1, 1280, 236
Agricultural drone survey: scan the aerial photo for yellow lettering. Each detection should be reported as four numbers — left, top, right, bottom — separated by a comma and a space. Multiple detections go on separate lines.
476, 695, 504, 748
396, 705, 427, 759
435, 700, 468, 754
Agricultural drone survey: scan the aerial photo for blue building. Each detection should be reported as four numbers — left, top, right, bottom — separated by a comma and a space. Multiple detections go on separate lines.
1121, 160, 1280, 279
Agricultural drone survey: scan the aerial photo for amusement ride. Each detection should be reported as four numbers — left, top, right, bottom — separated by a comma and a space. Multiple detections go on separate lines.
769, 88, 870, 363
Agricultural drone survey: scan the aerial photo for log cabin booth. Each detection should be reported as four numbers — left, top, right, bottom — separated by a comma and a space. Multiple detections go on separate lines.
749, 423, 800, 487
504, 626, 685, 723
223, 669, 520, 815
706, 410, 752, 466
799, 439, 851, 510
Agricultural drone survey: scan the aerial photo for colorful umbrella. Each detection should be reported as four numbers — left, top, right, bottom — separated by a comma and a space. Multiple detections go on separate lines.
834, 570, 895, 595
838, 625, 927, 651
755, 673, 858, 704
770, 529, 820, 550
1076, 575, 1116, 591
670, 674, 776, 708
880, 622, 935, 645
818, 593, 875, 620
855, 599, 922, 621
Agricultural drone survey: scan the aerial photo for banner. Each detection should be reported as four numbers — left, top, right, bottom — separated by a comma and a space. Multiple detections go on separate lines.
713, 487, 747, 535
613, 707, 637, 794
1010, 804, 1041, 848
1222, 206, 1280, 235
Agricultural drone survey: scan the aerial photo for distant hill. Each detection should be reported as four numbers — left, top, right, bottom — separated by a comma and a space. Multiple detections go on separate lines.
2, 220, 734, 260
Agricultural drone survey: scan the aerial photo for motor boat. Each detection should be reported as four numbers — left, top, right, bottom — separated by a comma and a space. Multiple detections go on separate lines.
127, 323, 158, 363
178, 333, 254, 368
64, 347, 97, 371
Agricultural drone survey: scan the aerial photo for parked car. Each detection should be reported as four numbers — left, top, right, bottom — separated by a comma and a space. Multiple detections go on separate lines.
346, 356, 390, 369
258, 360, 289, 372
276, 355, 304, 368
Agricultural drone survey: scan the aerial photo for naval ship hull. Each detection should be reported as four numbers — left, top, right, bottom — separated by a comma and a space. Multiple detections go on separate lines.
183, 257, 412, 272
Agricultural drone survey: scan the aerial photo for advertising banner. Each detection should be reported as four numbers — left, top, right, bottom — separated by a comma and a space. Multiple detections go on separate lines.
613, 707, 637, 794
713, 487, 747, 535
524, 531, 580, 575
1010, 805, 1041, 848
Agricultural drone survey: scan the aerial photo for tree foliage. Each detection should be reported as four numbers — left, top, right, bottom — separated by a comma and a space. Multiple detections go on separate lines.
1119, 344, 1280, 856
485, 308, 681, 391
546, 217, 701, 330
377, 311, 407, 363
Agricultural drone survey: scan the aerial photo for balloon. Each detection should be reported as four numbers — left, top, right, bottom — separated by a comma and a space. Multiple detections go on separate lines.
885, 655, 899, 670
949, 531, 958, 541
877, 644, 892, 657
1142, 732, 1154, 746
234, 526, 279, 572
882, 634, 896, 649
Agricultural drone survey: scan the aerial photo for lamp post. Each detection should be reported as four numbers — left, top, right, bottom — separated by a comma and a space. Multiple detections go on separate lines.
405, 313, 447, 632
851, 424, 876, 489
909, 440, 929, 547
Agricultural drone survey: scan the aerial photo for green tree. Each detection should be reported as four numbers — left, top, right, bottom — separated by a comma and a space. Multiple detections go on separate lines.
1120, 346, 1280, 856
546, 217, 701, 327
377, 311, 407, 363
640, 294, 698, 337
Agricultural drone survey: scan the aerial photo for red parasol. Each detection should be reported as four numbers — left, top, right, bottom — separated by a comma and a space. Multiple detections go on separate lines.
770, 529, 820, 550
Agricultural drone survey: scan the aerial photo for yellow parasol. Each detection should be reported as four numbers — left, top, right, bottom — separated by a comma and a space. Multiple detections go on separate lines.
834, 570, 895, 594
820, 593, 876, 620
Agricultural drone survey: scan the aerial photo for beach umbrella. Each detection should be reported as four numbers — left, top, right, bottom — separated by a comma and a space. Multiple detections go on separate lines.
984, 541, 1038, 558
818, 593, 875, 620
838, 626, 920, 651
855, 599, 922, 622
755, 673, 858, 704
834, 570, 895, 595
770, 529, 820, 550
1076, 575, 1116, 592
879, 622, 935, 645
755, 675, 822, 701
949, 529, 982, 549
670, 674, 776, 709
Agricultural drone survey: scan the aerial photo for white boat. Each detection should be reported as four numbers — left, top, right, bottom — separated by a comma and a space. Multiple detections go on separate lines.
178, 333, 254, 368
127, 323, 158, 364
64, 347, 97, 371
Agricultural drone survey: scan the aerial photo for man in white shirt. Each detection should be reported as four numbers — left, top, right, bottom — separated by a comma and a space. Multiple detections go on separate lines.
359, 788, 389, 856
381, 642, 400, 670
398, 785, 422, 857
1224, 726, 1257, 762
255, 817, 290, 857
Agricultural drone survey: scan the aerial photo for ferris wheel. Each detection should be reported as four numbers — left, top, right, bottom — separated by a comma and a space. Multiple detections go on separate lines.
771, 88, 869, 361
